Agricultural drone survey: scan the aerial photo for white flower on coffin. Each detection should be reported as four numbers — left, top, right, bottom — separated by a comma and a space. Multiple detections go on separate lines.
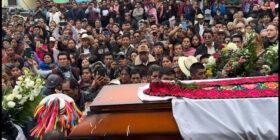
206, 56, 216, 66
7, 101, 16, 108
18, 76, 23, 81
12, 89, 19, 95
19, 101, 25, 105
29, 95, 34, 101
14, 85, 20, 91
272, 46, 278, 52
20, 96, 28, 104
26, 81, 35, 88
6, 94, 15, 101
16, 95, 22, 100
33, 88, 41, 97
16, 80, 22, 85
227, 42, 239, 52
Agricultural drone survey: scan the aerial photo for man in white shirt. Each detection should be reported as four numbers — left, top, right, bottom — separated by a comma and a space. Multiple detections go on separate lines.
74, 20, 86, 34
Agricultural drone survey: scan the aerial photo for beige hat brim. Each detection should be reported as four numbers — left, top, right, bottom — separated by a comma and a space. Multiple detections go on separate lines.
82, 35, 95, 45
178, 56, 198, 77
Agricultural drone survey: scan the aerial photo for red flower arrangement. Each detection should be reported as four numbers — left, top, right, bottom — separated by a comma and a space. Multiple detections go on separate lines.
219, 44, 225, 49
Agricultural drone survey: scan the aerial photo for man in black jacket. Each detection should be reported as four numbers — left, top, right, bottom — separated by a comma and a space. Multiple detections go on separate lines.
263, 23, 278, 49
194, 14, 205, 36
62, 78, 96, 111
256, 12, 272, 34
67, 3, 84, 22
195, 30, 219, 57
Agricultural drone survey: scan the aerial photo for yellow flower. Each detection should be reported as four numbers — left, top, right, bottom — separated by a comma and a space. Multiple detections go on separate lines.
206, 69, 213, 77
222, 47, 228, 53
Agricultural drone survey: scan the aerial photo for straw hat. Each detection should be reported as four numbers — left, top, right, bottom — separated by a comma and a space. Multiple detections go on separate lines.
49, 37, 56, 42
81, 34, 95, 45
196, 14, 204, 19
178, 56, 198, 77
246, 17, 256, 23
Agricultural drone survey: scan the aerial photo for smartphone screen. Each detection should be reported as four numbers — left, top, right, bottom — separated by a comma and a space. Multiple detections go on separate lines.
25, 48, 32, 58
182, 22, 187, 31
104, 31, 109, 37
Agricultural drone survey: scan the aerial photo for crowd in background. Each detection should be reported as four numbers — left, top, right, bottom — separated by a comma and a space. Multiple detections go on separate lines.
1, 0, 279, 139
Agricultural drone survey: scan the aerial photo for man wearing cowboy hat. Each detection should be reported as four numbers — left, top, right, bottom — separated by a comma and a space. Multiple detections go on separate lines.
178, 56, 198, 80
246, 17, 257, 32
77, 33, 96, 59
194, 14, 206, 37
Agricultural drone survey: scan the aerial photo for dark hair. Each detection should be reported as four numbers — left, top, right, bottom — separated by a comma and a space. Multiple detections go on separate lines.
11, 38, 19, 43
203, 30, 214, 37
133, 31, 141, 36
104, 52, 113, 58
159, 55, 172, 66
159, 67, 175, 78
94, 66, 107, 76
43, 53, 54, 63
122, 34, 131, 39
10, 64, 21, 71
130, 68, 142, 78
123, 21, 131, 25
42, 130, 67, 140
68, 39, 76, 44
63, 78, 79, 89
57, 51, 71, 61
190, 62, 205, 75
191, 34, 201, 47
81, 67, 92, 75
231, 34, 243, 42
120, 66, 132, 76
2, 109, 19, 140
147, 64, 161, 76
15, 56, 24, 69
173, 43, 182, 51
200, 54, 211, 62
154, 42, 164, 48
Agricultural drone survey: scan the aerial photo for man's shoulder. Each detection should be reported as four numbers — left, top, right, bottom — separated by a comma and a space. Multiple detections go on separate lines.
197, 44, 206, 49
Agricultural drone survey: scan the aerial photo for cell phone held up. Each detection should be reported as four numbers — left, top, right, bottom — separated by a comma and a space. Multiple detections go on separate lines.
182, 22, 187, 31
25, 48, 32, 58
104, 30, 109, 37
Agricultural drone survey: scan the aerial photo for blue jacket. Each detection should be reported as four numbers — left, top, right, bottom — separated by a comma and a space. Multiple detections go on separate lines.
39, 62, 58, 70
212, 4, 226, 17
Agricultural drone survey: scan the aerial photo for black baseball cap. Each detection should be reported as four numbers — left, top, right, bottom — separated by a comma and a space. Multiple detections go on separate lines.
45, 74, 61, 89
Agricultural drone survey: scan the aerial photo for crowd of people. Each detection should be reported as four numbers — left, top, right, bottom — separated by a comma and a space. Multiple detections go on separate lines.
1, 0, 279, 139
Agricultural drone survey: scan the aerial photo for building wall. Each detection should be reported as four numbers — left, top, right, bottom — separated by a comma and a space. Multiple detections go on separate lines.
2, 0, 8, 8
2, 0, 37, 10
18, 0, 37, 10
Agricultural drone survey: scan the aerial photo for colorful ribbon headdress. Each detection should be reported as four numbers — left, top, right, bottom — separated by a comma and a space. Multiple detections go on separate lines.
30, 94, 83, 138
